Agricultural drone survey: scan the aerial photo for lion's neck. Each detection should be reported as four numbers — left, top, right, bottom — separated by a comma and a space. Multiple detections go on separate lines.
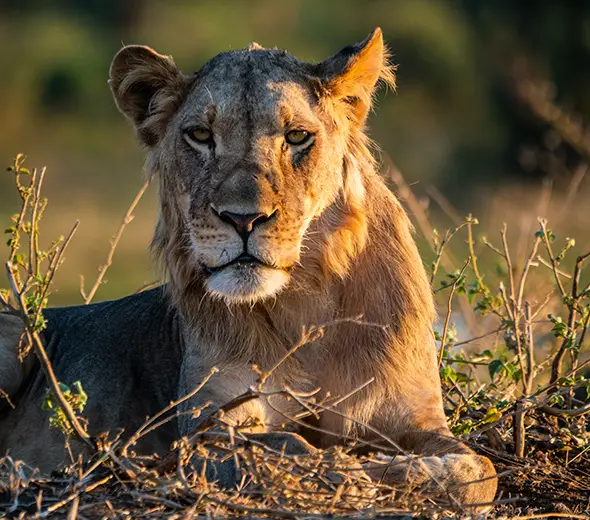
168, 274, 336, 373
163, 168, 434, 383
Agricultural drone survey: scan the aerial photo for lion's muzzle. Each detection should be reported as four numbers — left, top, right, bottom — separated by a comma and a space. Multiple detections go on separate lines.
197, 206, 293, 303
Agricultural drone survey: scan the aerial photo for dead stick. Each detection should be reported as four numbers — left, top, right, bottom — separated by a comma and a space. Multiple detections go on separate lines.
437, 259, 470, 366
514, 400, 526, 457
83, 180, 149, 304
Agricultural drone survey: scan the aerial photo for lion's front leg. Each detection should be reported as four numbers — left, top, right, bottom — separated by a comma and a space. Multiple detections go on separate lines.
362, 398, 498, 509
176, 356, 316, 487
176, 357, 269, 437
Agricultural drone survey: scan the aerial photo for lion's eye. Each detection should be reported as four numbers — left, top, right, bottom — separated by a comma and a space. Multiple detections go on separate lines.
285, 130, 312, 146
186, 128, 213, 144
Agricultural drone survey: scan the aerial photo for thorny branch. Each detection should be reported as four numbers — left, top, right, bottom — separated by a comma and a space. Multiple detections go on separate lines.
2, 156, 92, 448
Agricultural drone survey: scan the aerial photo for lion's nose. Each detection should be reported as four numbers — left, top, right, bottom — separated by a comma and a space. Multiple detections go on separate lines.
217, 210, 276, 239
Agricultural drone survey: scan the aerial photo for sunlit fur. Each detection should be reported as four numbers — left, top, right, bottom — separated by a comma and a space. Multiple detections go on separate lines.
108, 28, 496, 505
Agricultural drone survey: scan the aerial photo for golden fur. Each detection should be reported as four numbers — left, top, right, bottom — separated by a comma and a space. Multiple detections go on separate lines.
112, 27, 496, 505
111, 28, 497, 504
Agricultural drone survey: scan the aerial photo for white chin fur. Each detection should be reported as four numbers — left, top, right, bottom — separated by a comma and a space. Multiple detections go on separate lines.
206, 264, 290, 304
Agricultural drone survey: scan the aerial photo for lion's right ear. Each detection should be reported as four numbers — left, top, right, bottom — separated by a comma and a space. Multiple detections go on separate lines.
109, 45, 188, 146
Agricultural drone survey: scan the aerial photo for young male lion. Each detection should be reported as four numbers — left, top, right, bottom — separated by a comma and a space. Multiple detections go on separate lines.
0, 29, 496, 505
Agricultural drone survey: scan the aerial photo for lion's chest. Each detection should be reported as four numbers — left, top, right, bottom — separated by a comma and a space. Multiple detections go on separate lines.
177, 336, 324, 435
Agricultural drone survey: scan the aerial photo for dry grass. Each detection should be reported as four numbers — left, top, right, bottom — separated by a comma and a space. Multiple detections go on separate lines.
0, 414, 588, 518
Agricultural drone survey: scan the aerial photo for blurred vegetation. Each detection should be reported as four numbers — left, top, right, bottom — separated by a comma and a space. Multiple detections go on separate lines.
1, 0, 590, 304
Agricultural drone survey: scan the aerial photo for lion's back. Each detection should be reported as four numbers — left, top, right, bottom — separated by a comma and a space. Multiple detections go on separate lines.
0, 287, 184, 470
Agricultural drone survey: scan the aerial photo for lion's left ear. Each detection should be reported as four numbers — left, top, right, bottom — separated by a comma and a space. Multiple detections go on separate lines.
318, 28, 396, 125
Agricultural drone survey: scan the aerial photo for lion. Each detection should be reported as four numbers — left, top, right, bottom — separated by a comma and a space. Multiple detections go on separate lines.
0, 28, 497, 505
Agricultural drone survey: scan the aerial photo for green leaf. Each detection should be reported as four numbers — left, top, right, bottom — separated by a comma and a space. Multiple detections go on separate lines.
441, 366, 457, 382
488, 359, 504, 379
452, 419, 474, 435
482, 407, 502, 424
454, 371, 471, 383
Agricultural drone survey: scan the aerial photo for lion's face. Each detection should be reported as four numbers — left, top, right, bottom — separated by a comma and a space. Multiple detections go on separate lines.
110, 30, 393, 304
161, 53, 347, 302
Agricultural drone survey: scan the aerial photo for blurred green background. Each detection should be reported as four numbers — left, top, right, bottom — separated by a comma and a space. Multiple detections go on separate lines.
1, 0, 589, 304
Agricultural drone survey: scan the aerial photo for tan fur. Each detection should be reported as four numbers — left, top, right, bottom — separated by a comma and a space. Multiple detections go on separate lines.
111, 28, 496, 506
0, 28, 496, 506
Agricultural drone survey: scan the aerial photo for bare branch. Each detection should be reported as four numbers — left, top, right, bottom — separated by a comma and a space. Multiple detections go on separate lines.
82, 180, 149, 304
437, 259, 470, 367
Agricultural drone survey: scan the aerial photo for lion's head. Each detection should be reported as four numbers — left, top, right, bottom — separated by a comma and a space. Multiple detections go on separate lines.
109, 29, 394, 304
